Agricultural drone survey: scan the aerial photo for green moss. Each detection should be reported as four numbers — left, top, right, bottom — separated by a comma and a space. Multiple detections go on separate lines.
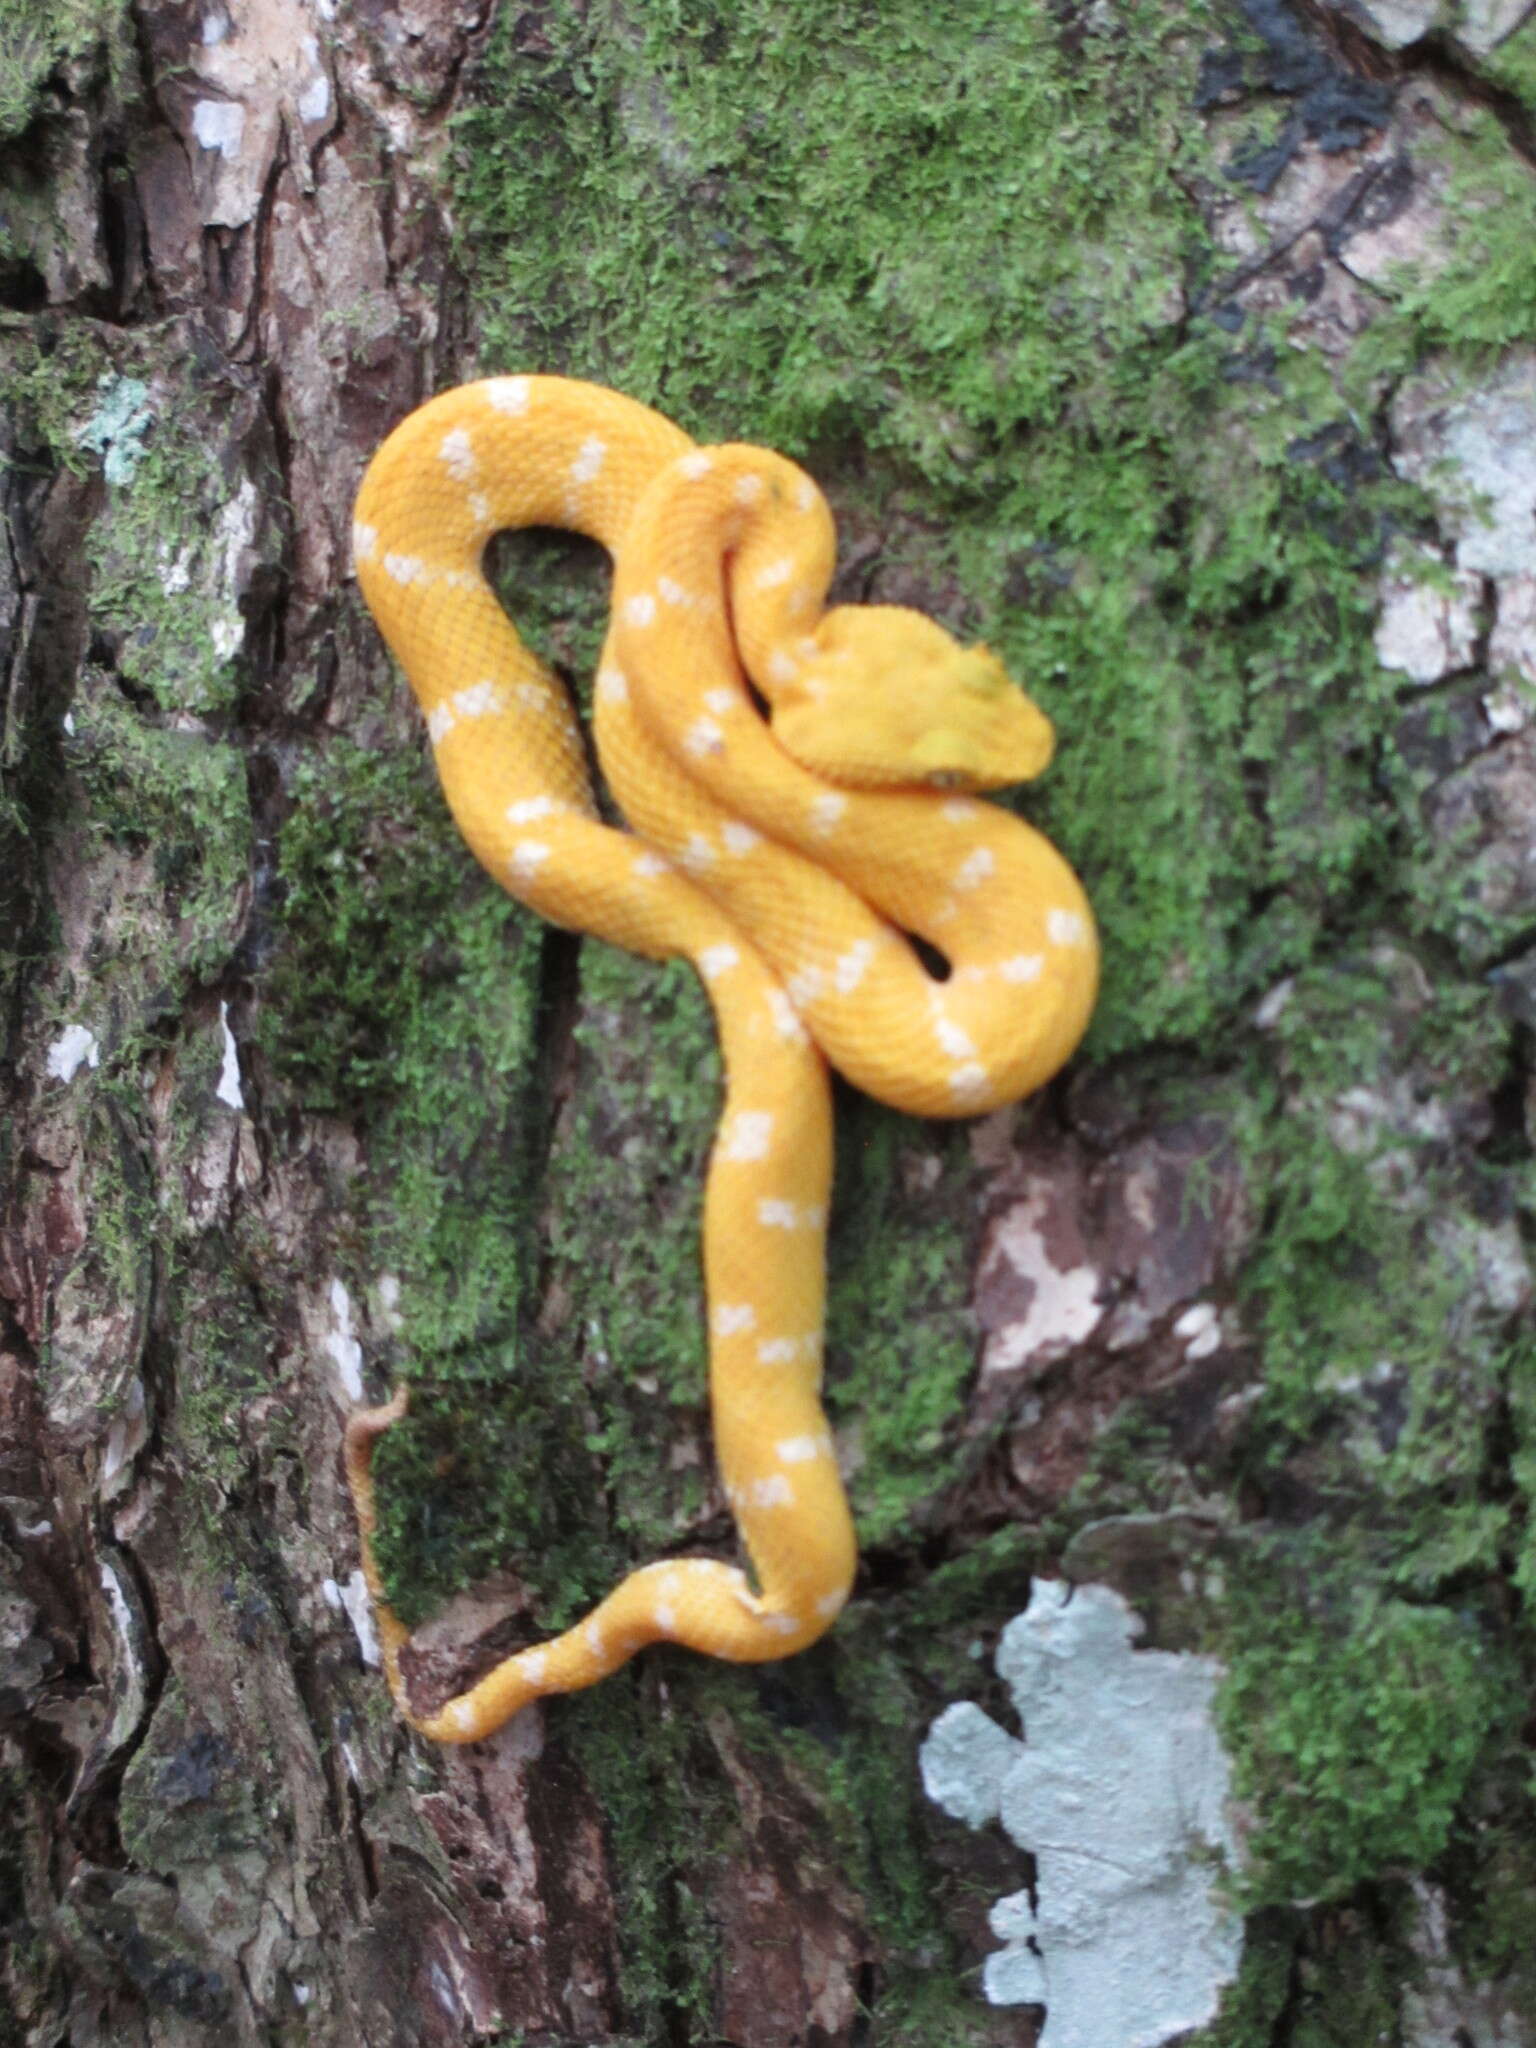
1510, 1333, 1536, 1607
1219, 1564, 1520, 1907
826, 1104, 985, 1547
1354, 97, 1536, 367
1197, 1916, 1297, 2048
443, 0, 1472, 1061
259, 739, 492, 1114
564, 1675, 729, 2034
454, 0, 1206, 455
0, 0, 126, 138
1281, 1904, 1415, 2047
0, 1762, 57, 2048
65, 677, 251, 1003
727, 1540, 1048, 2039
1240, 958, 1509, 1420
86, 399, 275, 719
1482, 12, 1536, 112
1443, 1778, 1536, 2007
260, 732, 608, 1621
541, 945, 719, 1564
1206, 952, 1529, 1915
0, 319, 116, 463
163, 1253, 287, 1513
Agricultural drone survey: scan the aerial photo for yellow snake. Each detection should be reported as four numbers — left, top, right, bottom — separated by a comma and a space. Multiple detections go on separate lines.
346, 376, 1097, 1743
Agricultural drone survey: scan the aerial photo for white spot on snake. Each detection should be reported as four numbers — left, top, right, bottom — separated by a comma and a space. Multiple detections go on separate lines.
764, 1611, 801, 1633
452, 680, 500, 718
765, 988, 809, 1044
1000, 953, 1045, 983
833, 940, 875, 993
942, 797, 980, 822
816, 1587, 848, 1617
734, 474, 764, 505
750, 1476, 795, 1508
351, 521, 377, 562
795, 479, 818, 513
765, 991, 811, 1048
624, 593, 656, 627
654, 1602, 677, 1631
934, 1015, 978, 1060
955, 848, 996, 889
468, 492, 492, 526
950, 1063, 990, 1100
484, 376, 530, 414
439, 427, 476, 480
776, 1434, 831, 1463
721, 1111, 773, 1162
757, 1199, 824, 1229
426, 705, 454, 743
507, 796, 559, 823
713, 1303, 757, 1337
699, 944, 739, 982
520, 1650, 548, 1685
721, 821, 761, 855
679, 833, 716, 872
633, 851, 670, 878
585, 1623, 605, 1656
597, 665, 628, 703
679, 451, 713, 478
658, 576, 690, 605
754, 557, 795, 590
787, 966, 825, 1007
509, 842, 551, 879
516, 682, 548, 709
446, 1699, 480, 1734
1048, 907, 1089, 946
766, 649, 798, 684
383, 552, 426, 585
703, 688, 735, 715
757, 1334, 816, 1366
809, 792, 846, 833
685, 718, 724, 758
570, 435, 606, 483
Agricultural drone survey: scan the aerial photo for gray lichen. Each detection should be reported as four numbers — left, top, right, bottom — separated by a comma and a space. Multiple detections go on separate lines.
921, 1580, 1242, 2044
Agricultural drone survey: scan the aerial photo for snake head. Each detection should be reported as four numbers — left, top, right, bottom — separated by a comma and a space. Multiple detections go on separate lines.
763, 606, 1055, 792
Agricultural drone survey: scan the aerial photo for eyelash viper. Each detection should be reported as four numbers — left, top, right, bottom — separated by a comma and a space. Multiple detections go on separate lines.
345, 375, 1098, 1743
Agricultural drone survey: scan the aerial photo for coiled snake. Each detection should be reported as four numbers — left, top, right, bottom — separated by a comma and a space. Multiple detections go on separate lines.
347, 376, 1097, 1742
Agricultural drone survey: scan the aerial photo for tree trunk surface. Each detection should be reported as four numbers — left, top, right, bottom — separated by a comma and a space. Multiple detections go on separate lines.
3, 1, 1536, 2044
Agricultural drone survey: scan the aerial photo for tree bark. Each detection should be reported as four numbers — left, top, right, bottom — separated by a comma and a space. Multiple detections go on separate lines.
3, 1, 1536, 2044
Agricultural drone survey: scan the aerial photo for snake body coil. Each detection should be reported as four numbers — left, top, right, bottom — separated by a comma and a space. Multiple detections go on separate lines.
347, 376, 1097, 1742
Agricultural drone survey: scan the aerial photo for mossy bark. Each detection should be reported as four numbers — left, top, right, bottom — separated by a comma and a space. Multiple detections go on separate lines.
3, 1, 1536, 2044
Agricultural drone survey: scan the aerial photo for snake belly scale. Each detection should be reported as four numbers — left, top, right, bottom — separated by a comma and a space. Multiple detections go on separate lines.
347, 375, 1097, 1743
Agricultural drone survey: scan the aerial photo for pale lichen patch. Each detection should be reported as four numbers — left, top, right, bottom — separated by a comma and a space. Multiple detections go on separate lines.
921, 1580, 1242, 2037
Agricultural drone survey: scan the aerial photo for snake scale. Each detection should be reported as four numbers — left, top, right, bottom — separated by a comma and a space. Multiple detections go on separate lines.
346, 376, 1098, 1743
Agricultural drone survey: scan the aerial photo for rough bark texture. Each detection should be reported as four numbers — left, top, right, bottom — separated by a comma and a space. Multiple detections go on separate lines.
2, 1, 1536, 2044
